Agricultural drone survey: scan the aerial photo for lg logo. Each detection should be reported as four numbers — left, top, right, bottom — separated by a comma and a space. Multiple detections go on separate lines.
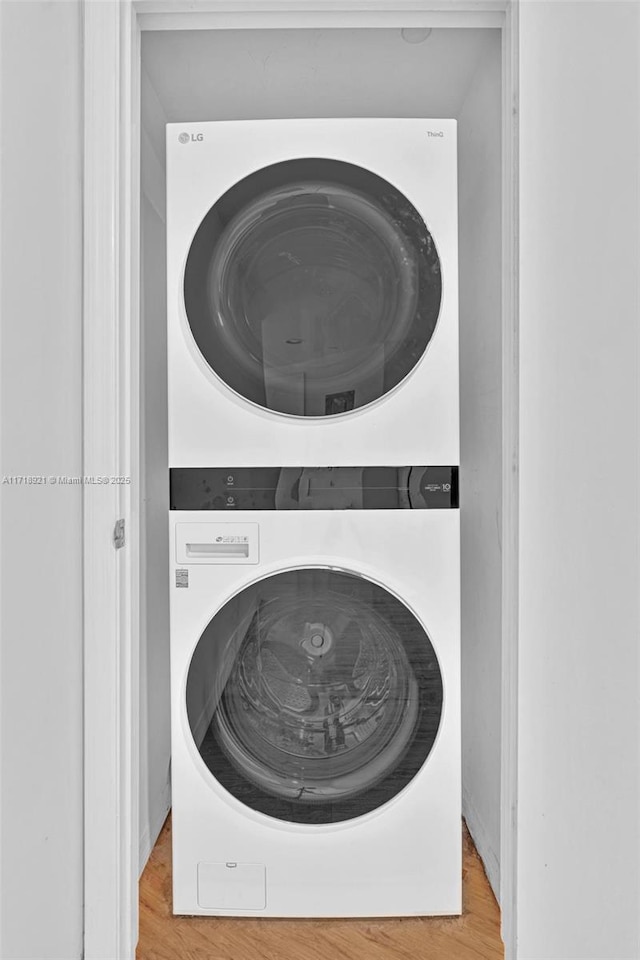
178, 132, 204, 144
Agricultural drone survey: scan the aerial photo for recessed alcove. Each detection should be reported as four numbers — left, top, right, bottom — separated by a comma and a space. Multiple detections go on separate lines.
138, 22, 503, 902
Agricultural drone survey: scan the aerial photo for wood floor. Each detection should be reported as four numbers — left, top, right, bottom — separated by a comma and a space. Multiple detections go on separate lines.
137, 816, 503, 960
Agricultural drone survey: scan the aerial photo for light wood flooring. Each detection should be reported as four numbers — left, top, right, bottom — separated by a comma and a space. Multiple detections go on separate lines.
137, 816, 503, 960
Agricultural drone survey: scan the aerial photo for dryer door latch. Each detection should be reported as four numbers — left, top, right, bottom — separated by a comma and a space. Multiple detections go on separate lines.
113, 518, 125, 550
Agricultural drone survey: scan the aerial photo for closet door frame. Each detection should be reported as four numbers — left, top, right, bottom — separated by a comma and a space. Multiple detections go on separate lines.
82, 3, 519, 958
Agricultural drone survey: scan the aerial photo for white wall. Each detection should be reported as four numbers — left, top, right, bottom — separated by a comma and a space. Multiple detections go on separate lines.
0, 3, 84, 959
140, 19, 640, 957
1, 8, 634, 956
457, 31, 503, 900
139, 195, 172, 869
138, 68, 173, 872
517, 2, 640, 957
142, 27, 494, 122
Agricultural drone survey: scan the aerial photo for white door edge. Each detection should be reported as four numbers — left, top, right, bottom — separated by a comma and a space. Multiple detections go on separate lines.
499, 3, 519, 957
83, 2, 140, 958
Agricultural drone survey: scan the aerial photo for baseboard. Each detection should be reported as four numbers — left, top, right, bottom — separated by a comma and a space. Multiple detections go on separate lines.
139, 776, 172, 877
462, 787, 501, 903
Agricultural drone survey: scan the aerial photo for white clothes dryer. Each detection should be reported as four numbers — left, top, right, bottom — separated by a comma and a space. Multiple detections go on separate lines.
167, 118, 459, 467
169, 498, 461, 917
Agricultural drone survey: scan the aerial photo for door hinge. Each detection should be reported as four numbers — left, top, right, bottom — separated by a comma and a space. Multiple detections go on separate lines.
113, 518, 126, 549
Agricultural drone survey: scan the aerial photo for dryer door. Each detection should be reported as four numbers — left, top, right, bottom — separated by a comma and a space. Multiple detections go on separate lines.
183, 160, 442, 417
186, 568, 443, 824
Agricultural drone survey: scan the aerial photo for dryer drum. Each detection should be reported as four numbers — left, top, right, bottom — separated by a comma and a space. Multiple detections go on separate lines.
187, 568, 444, 824
184, 159, 442, 418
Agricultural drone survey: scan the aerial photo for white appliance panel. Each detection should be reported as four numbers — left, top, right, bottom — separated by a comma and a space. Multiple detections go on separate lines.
167, 119, 459, 466
170, 510, 461, 917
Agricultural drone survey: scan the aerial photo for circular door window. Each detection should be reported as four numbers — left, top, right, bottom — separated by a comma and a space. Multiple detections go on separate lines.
186, 568, 443, 824
184, 160, 442, 417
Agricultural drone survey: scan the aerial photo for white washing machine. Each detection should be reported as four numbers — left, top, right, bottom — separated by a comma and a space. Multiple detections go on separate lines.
167, 118, 459, 467
169, 495, 461, 917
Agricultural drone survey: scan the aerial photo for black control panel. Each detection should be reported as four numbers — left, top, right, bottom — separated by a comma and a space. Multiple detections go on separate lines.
170, 466, 459, 511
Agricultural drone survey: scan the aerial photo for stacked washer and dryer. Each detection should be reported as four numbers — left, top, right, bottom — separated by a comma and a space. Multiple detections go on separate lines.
166, 118, 461, 917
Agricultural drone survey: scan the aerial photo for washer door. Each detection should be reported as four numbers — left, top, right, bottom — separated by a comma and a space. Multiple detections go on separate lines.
186, 568, 443, 824
184, 160, 442, 417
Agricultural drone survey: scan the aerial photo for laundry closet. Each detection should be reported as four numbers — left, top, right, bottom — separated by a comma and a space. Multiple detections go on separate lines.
138, 23, 504, 913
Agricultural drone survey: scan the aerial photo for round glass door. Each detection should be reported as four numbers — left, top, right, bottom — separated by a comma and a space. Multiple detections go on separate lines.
186, 568, 443, 824
184, 160, 442, 417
